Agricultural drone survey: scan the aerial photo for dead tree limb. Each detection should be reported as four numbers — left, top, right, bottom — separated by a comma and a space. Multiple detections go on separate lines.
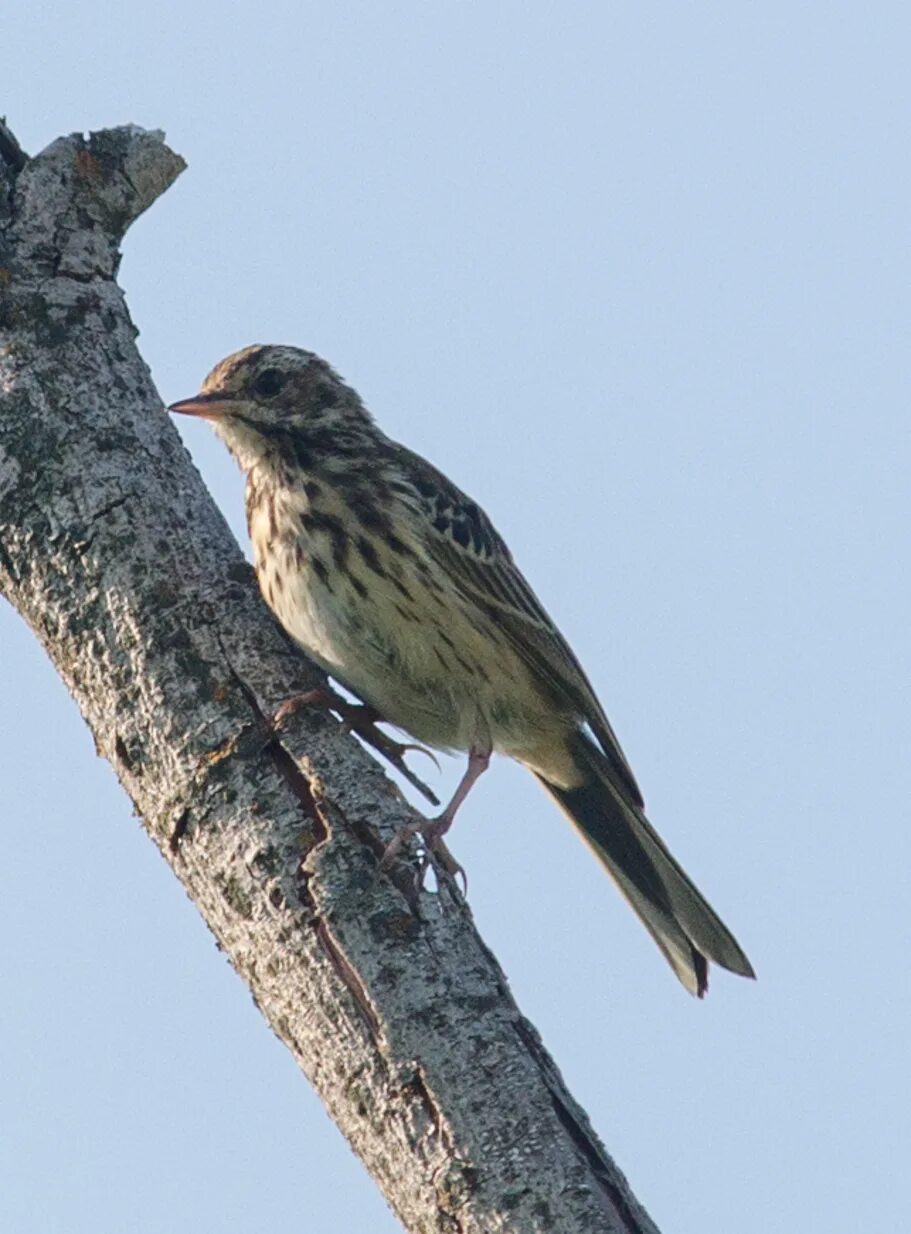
0, 118, 660, 1234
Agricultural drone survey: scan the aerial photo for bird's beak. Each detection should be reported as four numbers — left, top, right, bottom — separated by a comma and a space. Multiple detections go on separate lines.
168, 393, 236, 421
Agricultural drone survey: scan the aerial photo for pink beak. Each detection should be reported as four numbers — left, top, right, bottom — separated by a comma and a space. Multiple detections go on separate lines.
167, 394, 235, 421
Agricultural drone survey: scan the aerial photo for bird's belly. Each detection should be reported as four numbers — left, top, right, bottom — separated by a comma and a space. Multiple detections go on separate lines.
258, 544, 560, 757
261, 554, 359, 687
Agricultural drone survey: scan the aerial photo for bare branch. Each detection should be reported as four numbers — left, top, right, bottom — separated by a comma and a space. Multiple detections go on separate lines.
0, 120, 660, 1234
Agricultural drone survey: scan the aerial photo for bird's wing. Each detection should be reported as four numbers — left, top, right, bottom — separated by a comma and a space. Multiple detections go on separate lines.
396, 448, 644, 808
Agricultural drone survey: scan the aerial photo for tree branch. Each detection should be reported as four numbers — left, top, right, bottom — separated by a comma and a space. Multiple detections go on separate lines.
0, 120, 660, 1234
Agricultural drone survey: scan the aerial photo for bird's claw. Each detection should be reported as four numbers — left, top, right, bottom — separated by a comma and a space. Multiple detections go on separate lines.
424, 838, 467, 893
271, 686, 441, 806
271, 688, 329, 730
379, 818, 467, 894
358, 729, 441, 806
343, 724, 441, 775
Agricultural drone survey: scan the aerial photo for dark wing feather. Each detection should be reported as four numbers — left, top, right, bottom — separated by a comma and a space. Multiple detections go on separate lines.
392, 446, 644, 809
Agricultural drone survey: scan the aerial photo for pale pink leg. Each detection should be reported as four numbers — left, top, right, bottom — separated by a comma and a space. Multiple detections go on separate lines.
271, 685, 440, 806
381, 746, 491, 880
431, 746, 491, 836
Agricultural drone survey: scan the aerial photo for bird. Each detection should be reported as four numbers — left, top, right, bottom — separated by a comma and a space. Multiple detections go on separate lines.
169, 344, 755, 997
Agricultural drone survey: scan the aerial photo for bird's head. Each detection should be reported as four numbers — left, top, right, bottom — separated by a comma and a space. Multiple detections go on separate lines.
168, 344, 374, 471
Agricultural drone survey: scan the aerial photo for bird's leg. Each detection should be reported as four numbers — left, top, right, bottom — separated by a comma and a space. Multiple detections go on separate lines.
431, 746, 491, 836
381, 745, 491, 883
273, 685, 373, 729
272, 685, 441, 806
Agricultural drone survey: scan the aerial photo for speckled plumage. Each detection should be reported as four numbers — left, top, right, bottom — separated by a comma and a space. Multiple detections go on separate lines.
170, 344, 755, 996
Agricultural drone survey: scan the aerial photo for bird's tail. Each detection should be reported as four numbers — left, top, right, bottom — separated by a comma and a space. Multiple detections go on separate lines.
535, 732, 755, 996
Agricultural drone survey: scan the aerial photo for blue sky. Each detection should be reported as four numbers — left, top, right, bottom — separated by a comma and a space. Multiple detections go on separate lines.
2, 5, 908, 1231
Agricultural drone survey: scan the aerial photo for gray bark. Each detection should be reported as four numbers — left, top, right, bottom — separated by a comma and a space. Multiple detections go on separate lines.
0, 119, 660, 1234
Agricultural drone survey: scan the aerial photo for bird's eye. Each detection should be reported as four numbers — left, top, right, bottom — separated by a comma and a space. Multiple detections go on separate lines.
253, 368, 285, 398
312, 383, 340, 410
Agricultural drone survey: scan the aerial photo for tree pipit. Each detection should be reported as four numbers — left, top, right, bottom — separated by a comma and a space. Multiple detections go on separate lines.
171, 345, 755, 996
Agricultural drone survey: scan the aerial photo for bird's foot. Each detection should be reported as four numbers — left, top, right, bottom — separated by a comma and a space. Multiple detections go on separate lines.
378, 744, 489, 891
272, 686, 441, 806
380, 813, 466, 891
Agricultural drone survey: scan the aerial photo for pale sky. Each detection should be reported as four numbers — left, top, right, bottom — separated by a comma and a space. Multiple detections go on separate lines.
2, 5, 908, 1232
